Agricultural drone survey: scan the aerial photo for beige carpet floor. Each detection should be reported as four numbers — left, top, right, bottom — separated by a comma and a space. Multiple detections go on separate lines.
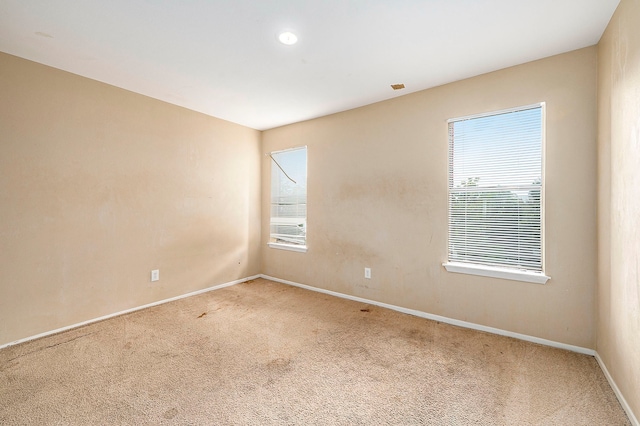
0, 278, 630, 425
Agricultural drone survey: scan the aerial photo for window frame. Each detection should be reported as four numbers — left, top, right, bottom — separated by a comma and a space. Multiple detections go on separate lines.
268, 145, 308, 253
442, 103, 550, 284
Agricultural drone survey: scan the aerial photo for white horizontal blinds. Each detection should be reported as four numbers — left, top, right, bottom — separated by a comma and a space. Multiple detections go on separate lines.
448, 105, 543, 271
270, 147, 307, 246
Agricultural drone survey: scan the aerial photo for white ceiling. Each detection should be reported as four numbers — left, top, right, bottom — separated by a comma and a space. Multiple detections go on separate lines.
0, 0, 620, 130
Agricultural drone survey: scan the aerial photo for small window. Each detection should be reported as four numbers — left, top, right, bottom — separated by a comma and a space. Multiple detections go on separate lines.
444, 104, 549, 284
269, 146, 307, 252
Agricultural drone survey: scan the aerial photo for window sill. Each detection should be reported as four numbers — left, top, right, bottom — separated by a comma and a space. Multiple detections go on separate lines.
268, 242, 307, 253
442, 262, 550, 284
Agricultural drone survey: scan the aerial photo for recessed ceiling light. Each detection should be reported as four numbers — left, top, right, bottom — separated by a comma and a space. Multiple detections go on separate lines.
278, 31, 298, 45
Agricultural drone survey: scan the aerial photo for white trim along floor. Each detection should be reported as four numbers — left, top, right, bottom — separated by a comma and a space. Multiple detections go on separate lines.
2, 274, 637, 425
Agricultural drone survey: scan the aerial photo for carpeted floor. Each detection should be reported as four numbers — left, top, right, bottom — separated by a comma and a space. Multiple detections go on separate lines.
0, 278, 630, 425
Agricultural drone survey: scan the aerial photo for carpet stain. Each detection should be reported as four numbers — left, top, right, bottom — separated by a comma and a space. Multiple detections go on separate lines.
124, 342, 132, 349
0, 360, 19, 372
360, 308, 370, 312
163, 407, 178, 419
6, 332, 97, 362
267, 357, 291, 369
197, 312, 207, 318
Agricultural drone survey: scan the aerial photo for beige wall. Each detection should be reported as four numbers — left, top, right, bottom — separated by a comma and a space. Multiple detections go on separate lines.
262, 47, 598, 349
597, 0, 640, 419
0, 53, 262, 346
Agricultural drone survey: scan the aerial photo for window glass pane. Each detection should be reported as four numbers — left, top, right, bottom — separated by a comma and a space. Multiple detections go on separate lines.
448, 106, 542, 272
270, 147, 307, 246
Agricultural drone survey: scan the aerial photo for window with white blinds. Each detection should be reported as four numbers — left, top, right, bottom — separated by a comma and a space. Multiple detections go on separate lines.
270, 146, 307, 250
447, 104, 544, 273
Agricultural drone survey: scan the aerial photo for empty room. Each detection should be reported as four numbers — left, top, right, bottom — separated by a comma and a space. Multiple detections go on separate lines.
1, 0, 639, 424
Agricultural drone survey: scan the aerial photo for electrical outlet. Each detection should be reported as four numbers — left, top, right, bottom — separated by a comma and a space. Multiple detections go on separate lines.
364, 267, 371, 279
151, 269, 159, 282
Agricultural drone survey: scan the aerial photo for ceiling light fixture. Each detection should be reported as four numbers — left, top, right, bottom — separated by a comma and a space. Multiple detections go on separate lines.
278, 31, 298, 45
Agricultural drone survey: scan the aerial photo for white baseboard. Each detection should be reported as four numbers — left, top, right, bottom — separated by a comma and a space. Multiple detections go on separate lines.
2, 272, 594, 356
0, 275, 261, 350
260, 274, 595, 356
3, 273, 635, 424
261, 274, 640, 423
595, 352, 639, 426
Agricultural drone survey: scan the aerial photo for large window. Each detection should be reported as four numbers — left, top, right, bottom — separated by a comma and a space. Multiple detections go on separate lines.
269, 146, 307, 252
444, 104, 549, 284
